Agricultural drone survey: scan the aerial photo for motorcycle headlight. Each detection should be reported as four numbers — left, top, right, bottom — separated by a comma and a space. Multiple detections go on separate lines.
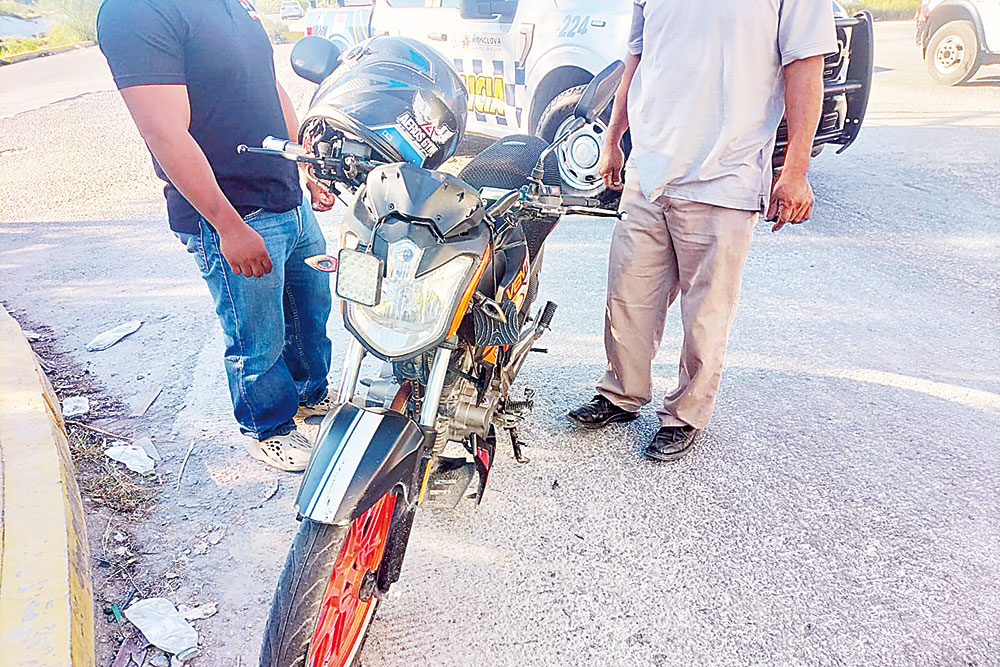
346, 240, 475, 359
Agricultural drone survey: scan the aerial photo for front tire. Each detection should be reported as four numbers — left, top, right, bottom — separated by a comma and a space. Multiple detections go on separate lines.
926, 20, 981, 86
260, 492, 400, 667
535, 85, 629, 203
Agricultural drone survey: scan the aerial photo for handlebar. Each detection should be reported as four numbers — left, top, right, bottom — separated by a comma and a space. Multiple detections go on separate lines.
237, 137, 312, 163
262, 137, 305, 155
563, 205, 623, 219
240, 137, 625, 220
522, 195, 624, 220
482, 187, 624, 220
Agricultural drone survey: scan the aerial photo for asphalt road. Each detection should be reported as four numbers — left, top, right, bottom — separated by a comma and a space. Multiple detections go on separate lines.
1, 22, 998, 666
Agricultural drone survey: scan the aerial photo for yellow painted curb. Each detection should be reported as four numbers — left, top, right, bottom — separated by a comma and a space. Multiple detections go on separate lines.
0, 307, 94, 667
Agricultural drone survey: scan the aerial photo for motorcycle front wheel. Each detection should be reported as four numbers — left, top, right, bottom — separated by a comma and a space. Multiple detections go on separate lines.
260, 491, 400, 667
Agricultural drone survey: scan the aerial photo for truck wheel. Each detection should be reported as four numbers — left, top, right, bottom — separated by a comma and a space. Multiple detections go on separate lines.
536, 84, 629, 202
926, 20, 981, 86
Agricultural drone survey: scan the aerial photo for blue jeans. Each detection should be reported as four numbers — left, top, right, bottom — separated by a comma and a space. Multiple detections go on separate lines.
178, 198, 333, 440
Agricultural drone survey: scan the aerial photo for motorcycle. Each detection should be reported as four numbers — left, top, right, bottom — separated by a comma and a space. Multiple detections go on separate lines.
241, 35, 624, 667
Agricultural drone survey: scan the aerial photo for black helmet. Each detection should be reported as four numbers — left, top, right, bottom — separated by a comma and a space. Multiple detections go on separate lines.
302, 35, 467, 170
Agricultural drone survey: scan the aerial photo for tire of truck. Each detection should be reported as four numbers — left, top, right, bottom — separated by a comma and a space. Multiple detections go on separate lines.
535, 84, 630, 205
926, 20, 982, 86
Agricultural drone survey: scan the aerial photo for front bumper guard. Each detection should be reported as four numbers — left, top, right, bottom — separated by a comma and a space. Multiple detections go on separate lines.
832, 11, 875, 152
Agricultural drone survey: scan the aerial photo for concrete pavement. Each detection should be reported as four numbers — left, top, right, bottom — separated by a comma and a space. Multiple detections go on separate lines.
0, 46, 113, 119
0, 23, 998, 666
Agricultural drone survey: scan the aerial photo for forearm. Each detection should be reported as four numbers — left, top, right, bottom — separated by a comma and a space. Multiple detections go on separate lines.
606, 53, 641, 144
144, 130, 245, 234
781, 55, 824, 177
276, 82, 299, 141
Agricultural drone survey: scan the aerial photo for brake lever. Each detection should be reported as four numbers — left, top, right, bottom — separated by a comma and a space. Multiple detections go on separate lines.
564, 206, 626, 220
522, 200, 624, 220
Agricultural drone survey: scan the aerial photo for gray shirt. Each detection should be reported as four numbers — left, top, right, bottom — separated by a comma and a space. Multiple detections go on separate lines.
627, 0, 837, 211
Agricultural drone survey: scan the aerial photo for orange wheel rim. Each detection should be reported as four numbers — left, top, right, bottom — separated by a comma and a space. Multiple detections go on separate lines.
308, 492, 397, 667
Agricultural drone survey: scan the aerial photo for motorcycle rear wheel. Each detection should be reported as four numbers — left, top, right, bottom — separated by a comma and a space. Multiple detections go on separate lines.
260, 491, 399, 667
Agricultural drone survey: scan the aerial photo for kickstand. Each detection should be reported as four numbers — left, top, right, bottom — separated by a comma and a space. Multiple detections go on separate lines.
508, 427, 530, 464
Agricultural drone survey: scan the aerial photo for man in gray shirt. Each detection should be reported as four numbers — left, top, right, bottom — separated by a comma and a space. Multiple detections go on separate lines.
569, 0, 837, 461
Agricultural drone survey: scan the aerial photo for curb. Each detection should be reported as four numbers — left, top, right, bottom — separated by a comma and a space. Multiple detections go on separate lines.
0, 307, 95, 667
0, 41, 95, 67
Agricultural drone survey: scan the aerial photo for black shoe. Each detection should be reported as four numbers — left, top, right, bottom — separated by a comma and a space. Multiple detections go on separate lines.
568, 395, 639, 429
644, 425, 698, 462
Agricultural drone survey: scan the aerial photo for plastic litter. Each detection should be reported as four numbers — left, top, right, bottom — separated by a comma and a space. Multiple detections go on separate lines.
179, 601, 218, 621
134, 435, 162, 461
62, 396, 90, 418
123, 598, 200, 662
86, 320, 142, 351
105, 444, 156, 475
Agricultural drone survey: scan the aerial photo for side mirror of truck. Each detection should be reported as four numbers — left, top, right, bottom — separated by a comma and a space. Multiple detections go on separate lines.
574, 60, 626, 123
291, 36, 343, 85
459, 0, 516, 21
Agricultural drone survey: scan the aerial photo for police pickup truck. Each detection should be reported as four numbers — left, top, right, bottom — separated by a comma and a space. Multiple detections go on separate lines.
917, 0, 1000, 85
309, 1, 873, 197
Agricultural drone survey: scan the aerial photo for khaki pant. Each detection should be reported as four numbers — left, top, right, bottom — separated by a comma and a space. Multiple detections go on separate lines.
597, 173, 756, 429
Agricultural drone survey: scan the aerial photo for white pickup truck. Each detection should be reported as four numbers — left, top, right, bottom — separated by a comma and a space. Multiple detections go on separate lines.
309, 0, 873, 197
916, 0, 1000, 85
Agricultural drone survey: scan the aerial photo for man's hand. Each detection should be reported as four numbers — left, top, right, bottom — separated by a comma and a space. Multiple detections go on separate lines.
596, 52, 639, 192
767, 170, 814, 232
306, 180, 336, 212
218, 224, 273, 277
277, 82, 335, 213
771, 55, 824, 233
598, 140, 626, 191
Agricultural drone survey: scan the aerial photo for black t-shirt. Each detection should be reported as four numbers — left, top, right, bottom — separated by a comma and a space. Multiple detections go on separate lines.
97, 0, 301, 233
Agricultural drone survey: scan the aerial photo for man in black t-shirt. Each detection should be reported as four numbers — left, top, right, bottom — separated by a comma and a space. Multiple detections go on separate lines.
98, 0, 337, 471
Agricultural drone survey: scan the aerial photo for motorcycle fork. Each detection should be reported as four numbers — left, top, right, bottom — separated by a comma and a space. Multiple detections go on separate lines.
336, 338, 365, 404
375, 346, 454, 595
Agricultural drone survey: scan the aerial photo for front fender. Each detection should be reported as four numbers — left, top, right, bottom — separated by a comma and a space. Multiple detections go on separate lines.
296, 403, 424, 526
928, 1, 988, 50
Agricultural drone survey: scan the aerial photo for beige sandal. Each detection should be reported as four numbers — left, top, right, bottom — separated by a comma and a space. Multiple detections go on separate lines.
246, 430, 313, 472
296, 393, 339, 419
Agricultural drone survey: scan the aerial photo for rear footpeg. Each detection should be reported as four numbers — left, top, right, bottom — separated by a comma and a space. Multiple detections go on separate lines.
537, 301, 557, 330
